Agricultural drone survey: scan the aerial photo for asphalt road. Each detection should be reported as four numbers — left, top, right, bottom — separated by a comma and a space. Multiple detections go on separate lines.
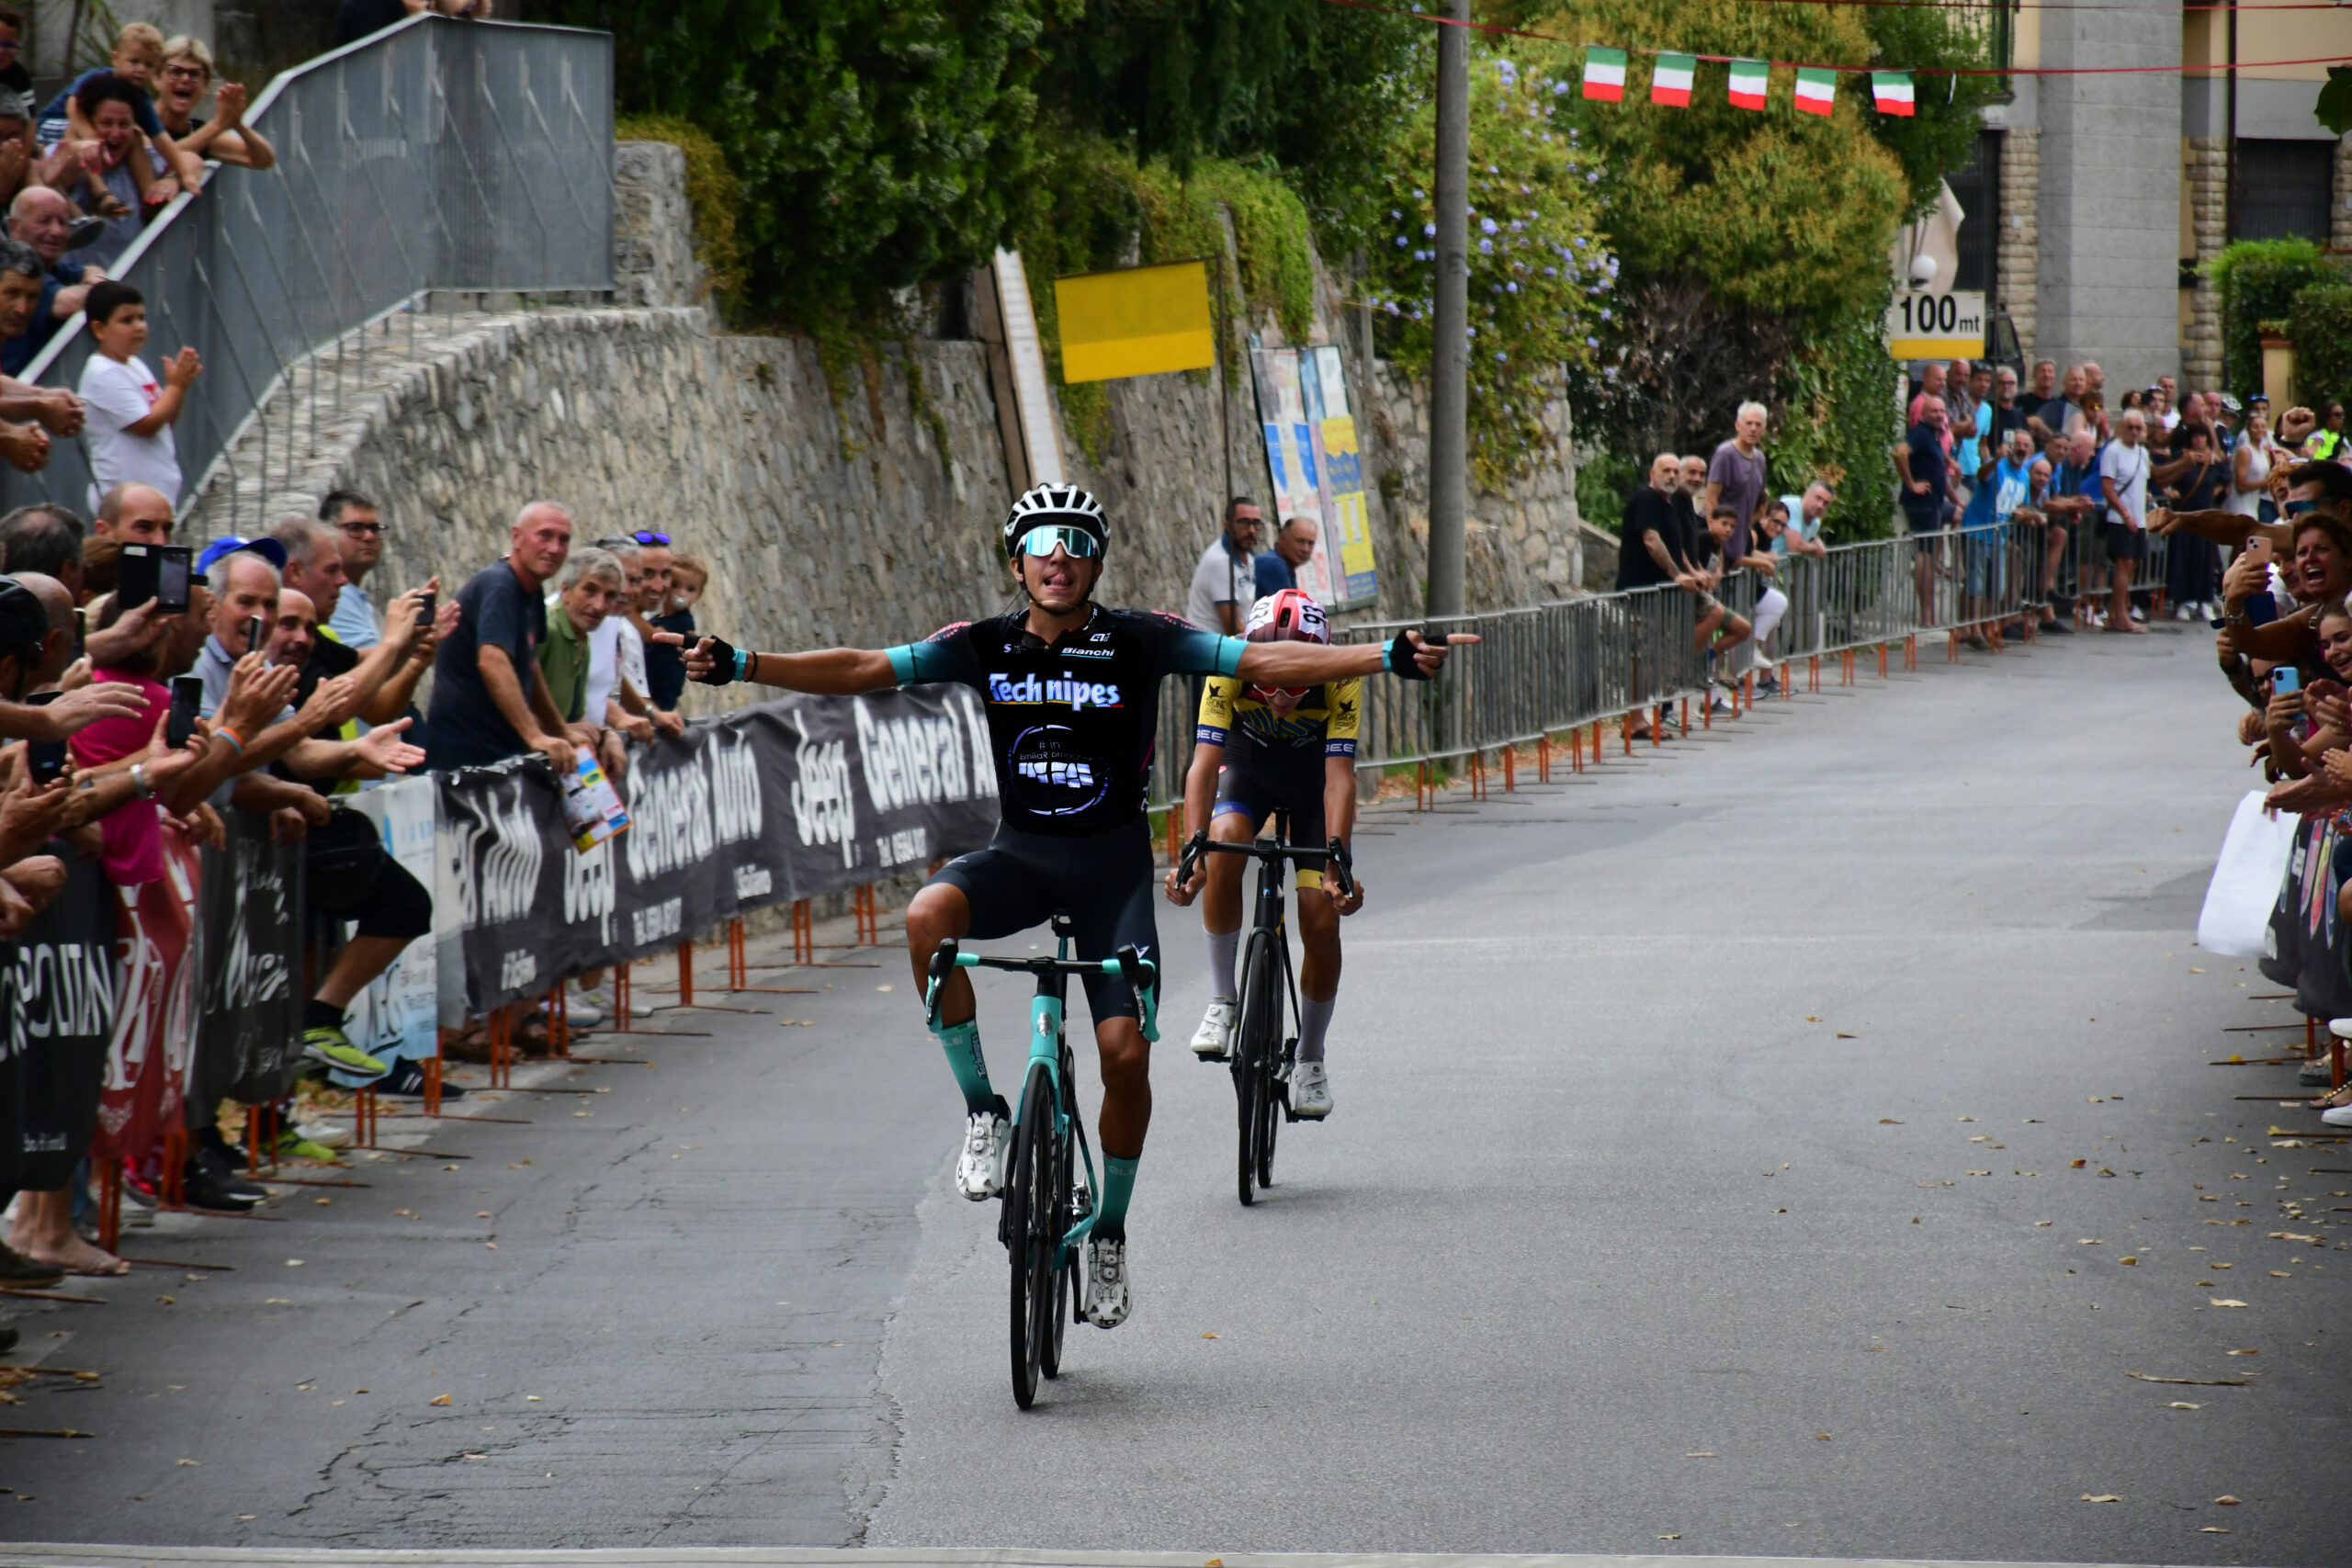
6, 627, 2348, 1567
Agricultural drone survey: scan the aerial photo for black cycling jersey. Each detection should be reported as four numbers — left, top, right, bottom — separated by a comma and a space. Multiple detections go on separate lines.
888, 604, 1245, 837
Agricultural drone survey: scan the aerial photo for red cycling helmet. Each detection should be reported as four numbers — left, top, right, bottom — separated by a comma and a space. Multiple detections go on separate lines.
1243, 588, 1329, 700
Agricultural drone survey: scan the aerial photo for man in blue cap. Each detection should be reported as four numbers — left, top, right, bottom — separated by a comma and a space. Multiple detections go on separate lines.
180, 534, 430, 1089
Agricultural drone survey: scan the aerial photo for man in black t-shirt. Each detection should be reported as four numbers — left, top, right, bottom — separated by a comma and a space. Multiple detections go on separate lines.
1615, 451, 1691, 592
426, 502, 576, 773
673, 483, 1467, 1332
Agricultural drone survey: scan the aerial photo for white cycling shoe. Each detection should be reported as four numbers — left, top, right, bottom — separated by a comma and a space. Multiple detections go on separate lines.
1290, 1061, 1333, 1119
1083, 1234, 1131, 1328
1191, 997, 1237, 1060
955, 1110, 1009, 1201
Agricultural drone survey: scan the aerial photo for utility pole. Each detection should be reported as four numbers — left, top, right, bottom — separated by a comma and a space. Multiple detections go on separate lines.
1425, 0, 1470, 620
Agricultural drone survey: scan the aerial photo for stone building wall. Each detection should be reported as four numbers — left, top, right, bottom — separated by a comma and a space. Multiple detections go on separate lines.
1997, 129, 2041, 361
2333, 135, 2352, 251
2183, 136, 2229, 391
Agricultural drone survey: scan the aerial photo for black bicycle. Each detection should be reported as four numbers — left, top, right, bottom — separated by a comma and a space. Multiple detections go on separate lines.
926, 916, 1158, 1409
1176, 822, 1352, 1205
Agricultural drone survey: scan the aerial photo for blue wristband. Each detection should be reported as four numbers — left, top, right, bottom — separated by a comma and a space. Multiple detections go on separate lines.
732, 648, 751, 682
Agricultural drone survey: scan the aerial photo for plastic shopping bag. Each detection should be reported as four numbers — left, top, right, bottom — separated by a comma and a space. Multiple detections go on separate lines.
2198, 790, 2299, 958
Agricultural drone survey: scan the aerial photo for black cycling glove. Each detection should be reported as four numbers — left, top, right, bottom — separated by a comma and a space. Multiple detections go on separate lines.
691, 635, 743, 686
1385, 632, 1431, 681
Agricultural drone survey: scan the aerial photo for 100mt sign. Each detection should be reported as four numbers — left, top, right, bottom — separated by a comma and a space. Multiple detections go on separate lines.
1885, 289, 1986, 359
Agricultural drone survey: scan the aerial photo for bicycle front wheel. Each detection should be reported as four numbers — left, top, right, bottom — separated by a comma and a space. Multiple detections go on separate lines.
1234, 930, 1283, 1205
1006, 1063, 1058, 1409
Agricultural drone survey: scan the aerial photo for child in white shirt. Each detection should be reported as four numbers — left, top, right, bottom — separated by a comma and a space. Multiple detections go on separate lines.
76, 278, 199, 510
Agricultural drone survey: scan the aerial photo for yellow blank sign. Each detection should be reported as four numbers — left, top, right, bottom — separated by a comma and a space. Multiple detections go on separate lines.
1055, 260, 1216, 384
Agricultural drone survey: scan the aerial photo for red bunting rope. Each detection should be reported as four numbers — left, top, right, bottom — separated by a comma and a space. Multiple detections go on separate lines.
1318, 0, 2352, 74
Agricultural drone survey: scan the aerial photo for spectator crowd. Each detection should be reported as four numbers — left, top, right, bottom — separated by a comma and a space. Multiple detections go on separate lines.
0, 477, 709, 1333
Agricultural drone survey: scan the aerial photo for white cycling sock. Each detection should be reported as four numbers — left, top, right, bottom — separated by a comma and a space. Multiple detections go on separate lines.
1205, 928, 1238, 1000
1297, 994, 1335, 1063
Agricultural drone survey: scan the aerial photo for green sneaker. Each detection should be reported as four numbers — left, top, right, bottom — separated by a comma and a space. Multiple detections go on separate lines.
275, 1127, 341, 1163
300, 1026, 386, 1077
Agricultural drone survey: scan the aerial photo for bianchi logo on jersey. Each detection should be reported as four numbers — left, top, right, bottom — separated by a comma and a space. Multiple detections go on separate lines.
1007, 724, 1108, 816
987, 671, 1124, 709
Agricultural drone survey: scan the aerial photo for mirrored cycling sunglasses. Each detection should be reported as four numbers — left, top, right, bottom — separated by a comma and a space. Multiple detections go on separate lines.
1015, 525, 1102, 558
2286, 500, 2319, 518
631, 529, 672, 546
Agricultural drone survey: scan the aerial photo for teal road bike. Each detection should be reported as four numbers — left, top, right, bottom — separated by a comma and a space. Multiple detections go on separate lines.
926, 916, 1159, 1409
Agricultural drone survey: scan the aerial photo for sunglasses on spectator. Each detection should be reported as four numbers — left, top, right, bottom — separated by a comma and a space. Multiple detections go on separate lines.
338, 519, 387, 536
630, 530, 671, 546
2286, 500, 2320, 517
162, 63, 206, 81
1015, 525, 1101, 558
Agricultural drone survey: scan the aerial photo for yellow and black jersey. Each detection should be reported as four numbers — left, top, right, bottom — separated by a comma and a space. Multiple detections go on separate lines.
1196, 675, 1361, 797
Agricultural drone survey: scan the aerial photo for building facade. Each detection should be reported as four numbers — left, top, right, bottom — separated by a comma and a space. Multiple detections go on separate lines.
1969, 0, 2352, 394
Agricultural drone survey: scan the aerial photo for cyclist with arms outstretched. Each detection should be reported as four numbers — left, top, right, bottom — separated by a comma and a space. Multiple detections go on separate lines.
673, 486, 1467, 1329
1166, 588, 1361, 1118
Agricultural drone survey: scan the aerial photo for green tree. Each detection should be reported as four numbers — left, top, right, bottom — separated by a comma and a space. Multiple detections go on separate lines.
543, 0, 1052, 328
1362, 50, 1614, 489
1035, 0, 1429, 258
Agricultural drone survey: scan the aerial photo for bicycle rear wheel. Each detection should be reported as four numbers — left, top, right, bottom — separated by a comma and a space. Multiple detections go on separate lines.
1006, 1063, 1058, 1408
1038, 1061, 1078, 1380
1234, 930, 1282, 1205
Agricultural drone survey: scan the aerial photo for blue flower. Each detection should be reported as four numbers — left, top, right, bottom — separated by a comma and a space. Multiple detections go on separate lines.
1598, 307, 1611, 320
1507, 281, 1519, 293
1572, 236, 1585, 249
1396, 236, 1409, 246
1478, 238, 1494, 254
1544, 265, 1557, 276
1481, 217, 1498, 235
1424, 222, 1436, 237
1586, 337, 1599, 348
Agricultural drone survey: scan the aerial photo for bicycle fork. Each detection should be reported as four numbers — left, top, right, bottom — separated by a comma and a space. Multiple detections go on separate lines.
1019, 979, 1101, 1269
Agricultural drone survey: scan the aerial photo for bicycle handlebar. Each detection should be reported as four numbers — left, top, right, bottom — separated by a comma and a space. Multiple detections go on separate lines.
924, 938, 1161, 1041
1175, 829, 1355, 899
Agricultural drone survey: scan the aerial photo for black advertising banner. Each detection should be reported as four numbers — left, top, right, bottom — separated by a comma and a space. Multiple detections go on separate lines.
188, 811, 308, 1112
439, 688, 1001, 1015
0, 852, 118, 1191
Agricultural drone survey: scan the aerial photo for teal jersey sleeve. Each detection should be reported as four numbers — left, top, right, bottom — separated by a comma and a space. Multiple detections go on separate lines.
1151, 618, 1246, 677
887, 624, 983, 687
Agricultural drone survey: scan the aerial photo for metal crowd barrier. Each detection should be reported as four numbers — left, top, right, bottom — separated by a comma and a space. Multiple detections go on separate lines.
5, 15, 615, 524
1145, 520, 2132, 807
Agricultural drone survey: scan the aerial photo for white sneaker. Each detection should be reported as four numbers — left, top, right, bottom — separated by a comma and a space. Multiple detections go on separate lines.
1290, 1060, 1332, 1119
955, 1110, 1008, 1201
2324, 1103, 2352, 1128
293, 1119, 351, 1151
1083, 1235, 1131, 1327
1191, 997, 1237, 1059
565, 985, 608, 1029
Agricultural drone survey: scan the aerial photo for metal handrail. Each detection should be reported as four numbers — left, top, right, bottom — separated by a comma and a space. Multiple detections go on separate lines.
1144, 517, 2182, 807
3, 16, 614, 525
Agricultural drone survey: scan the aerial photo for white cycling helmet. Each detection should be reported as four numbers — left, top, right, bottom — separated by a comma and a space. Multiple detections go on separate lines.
1002, 484, 1108, 558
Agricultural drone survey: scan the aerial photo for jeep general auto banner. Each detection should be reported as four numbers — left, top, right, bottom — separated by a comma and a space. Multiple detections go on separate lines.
435, 689, 1001, 1018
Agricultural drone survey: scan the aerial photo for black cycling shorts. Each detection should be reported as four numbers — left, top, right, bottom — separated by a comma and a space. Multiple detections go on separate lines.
1211, 765, 1328, 890
931, 819, 1158, 1023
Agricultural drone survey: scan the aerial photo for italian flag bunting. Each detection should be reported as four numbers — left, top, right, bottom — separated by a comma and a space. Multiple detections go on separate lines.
1651, 52, 1696, 107
1727, 59, 1768, 110
1583, 46, 1626, 102
1871, 70, 1915, 116
1794, 66, 1837, 116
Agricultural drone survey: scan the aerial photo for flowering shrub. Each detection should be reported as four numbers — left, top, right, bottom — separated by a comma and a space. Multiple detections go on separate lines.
1364, 51, 1614, 491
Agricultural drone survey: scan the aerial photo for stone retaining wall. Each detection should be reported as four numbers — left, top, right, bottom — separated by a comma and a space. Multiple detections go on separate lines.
192, 141, 1589, 721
